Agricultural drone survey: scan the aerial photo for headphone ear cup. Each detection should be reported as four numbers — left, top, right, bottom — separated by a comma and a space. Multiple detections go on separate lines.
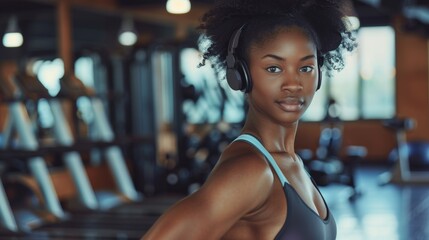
317, 67, 322, 90
237, 60, 252, 92
316, 55, 324, 91
226, 67, 243, 91
226, 59, 252, 92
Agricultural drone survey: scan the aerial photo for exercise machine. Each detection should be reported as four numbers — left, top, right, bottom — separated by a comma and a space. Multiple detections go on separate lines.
304, 126, 367, 200
0, 69, 162, 239
379, 117, 429, 184
16, 71, 144, 209
57, 74, 142, 209
0, 73, 66, 232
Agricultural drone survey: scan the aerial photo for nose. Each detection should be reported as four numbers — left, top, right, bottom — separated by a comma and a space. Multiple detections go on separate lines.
281, 69, 302, 92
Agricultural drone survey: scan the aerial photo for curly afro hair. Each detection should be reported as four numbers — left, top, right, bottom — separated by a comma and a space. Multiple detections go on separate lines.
198, 0, 357, 79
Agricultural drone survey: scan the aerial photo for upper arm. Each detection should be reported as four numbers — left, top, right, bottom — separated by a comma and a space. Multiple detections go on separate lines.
142, 149, 274, 240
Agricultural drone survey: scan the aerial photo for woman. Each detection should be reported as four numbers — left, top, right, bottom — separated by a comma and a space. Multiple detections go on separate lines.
142, 0, 355, 239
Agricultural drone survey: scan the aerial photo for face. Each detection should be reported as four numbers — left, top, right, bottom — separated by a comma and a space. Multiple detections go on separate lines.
247, 26, 319, 125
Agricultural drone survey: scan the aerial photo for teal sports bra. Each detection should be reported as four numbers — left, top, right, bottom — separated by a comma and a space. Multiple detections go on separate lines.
233, 134, 337, 240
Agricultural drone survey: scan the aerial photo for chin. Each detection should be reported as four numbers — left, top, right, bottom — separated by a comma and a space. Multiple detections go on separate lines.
278, 113, 302, 125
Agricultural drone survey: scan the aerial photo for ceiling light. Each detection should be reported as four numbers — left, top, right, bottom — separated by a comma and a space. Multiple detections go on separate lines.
118, 17, 137, 46
2, 16, 23, 48
166, 0, 191, 14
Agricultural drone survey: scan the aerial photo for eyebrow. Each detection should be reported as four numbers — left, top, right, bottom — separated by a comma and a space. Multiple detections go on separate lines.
262, 54, 316, 62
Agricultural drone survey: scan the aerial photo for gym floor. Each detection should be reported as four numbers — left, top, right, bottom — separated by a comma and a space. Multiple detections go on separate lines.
320, 164, 429, 240
1, 164, 428, 240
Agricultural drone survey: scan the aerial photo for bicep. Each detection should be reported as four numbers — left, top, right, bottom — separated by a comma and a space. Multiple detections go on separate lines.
142, 155, 273, 239
142, 190, 242, 240
142, 193, 220, 240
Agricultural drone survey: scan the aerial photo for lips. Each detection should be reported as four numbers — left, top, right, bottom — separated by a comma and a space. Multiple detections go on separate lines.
276, 97, 304, 112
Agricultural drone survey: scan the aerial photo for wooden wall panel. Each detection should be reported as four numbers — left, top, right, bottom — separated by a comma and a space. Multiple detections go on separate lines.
394, 16, 429, 141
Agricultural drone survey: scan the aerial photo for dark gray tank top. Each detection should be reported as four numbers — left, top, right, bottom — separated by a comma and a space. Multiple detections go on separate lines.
233, 134, 337, 240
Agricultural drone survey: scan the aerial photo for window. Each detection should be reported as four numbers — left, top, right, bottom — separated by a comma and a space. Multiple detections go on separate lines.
360, 27, 396, 118
75, 56, 95, 125
302, 26, 396, 121
33, 57, 97, 129
32, 58, 64, 128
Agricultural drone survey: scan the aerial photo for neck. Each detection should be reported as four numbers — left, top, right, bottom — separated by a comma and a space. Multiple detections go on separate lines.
241, 109, 299, 154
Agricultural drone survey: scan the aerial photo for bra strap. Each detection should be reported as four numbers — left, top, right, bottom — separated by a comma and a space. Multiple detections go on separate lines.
233, 134, 289, 185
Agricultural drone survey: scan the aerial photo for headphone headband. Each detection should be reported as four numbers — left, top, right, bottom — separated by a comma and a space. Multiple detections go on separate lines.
227, 25, 246, 69
228, 25, 246, 54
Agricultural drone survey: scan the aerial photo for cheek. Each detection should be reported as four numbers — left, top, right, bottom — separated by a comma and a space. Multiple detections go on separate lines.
302, 73, 318, 90
252, 79, 279, 98
251, 70, 281, 91
304, 89, 316, 110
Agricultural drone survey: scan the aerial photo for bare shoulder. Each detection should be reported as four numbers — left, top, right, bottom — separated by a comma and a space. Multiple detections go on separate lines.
200, 139, 275, 207
214, 139, 273, 175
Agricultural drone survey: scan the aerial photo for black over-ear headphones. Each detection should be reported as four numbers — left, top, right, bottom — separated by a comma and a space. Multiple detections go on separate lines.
226, 25, 252, 92
316, 54, 324, 90
226, 24, 323, 92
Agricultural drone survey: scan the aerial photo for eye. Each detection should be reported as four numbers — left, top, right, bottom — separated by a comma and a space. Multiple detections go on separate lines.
266, 66, 281, 73
300, 66, 315, 73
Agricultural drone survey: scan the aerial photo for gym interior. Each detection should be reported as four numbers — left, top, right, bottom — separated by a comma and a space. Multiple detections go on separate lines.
0, 0, 428, 239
